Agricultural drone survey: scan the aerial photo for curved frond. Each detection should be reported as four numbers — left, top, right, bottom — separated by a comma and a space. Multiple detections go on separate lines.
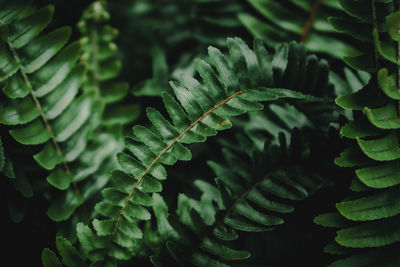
151, 128, 335, 266
77, 36, 334, 264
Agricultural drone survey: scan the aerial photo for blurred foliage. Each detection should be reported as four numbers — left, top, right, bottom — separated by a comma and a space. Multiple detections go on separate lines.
238, 0, 359, 59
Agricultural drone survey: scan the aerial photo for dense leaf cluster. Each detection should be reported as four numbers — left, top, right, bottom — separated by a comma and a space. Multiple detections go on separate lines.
1, 0, 399, 266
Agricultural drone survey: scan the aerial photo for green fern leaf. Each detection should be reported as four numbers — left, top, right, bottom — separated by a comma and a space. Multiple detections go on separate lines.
336, 186, 400, 221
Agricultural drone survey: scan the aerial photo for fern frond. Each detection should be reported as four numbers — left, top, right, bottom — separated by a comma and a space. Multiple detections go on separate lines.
0, 0, 120, 226
238, 0, 357, 58
0, 0, 85, 189
315, 1, 400, 265
151, 128, 334, 266
78, 0, 139, 129
76, 37, 334, 264
45, 0, 142, 235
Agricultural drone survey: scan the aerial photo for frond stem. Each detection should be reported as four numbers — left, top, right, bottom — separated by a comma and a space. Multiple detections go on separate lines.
222, 173, 272, 220
299, 0, 324, 43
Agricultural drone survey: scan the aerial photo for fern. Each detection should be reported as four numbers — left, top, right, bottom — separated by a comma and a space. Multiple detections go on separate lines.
149, 81, 344, 265
49, 0, 143, 240
0, 0, 134, 234
0, 0, 96, 214
77, 0, 139, 130
74, 36, 334, 265
150, 127, 336, 266
315, 0, 400, 265
238, 0, 358, 58
3, 1, 395, 266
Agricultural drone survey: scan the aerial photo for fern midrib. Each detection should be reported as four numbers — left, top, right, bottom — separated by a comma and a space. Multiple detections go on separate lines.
299, 0, 324, 43
211, 172, 273, 234
7, 41, 81, 195
223, 173, 272, 219
112, 89, 248, 233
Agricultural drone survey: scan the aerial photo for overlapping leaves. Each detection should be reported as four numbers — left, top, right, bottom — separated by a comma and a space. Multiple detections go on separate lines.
76, 36, 333, 264
238, 0, 357, 58
113, 0, 244, 97
42, 237, 87, 267
0, 0, 121, 228
151, 128, 334, 266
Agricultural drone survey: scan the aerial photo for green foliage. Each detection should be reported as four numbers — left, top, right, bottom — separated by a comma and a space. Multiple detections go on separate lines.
42, 236, 87, 267
2, 0, 400, 266
238, 0, 358, 58
75, 37, 332, 264
77, 0, 139, 129
112, 0, 244, 97
0, 0, 137, 242
151, 127, 337, 266
315, 0, 400, 266
0, 0, 102, 221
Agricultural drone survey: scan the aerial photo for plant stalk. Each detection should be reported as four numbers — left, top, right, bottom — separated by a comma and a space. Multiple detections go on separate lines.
299, 0, 324, 43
